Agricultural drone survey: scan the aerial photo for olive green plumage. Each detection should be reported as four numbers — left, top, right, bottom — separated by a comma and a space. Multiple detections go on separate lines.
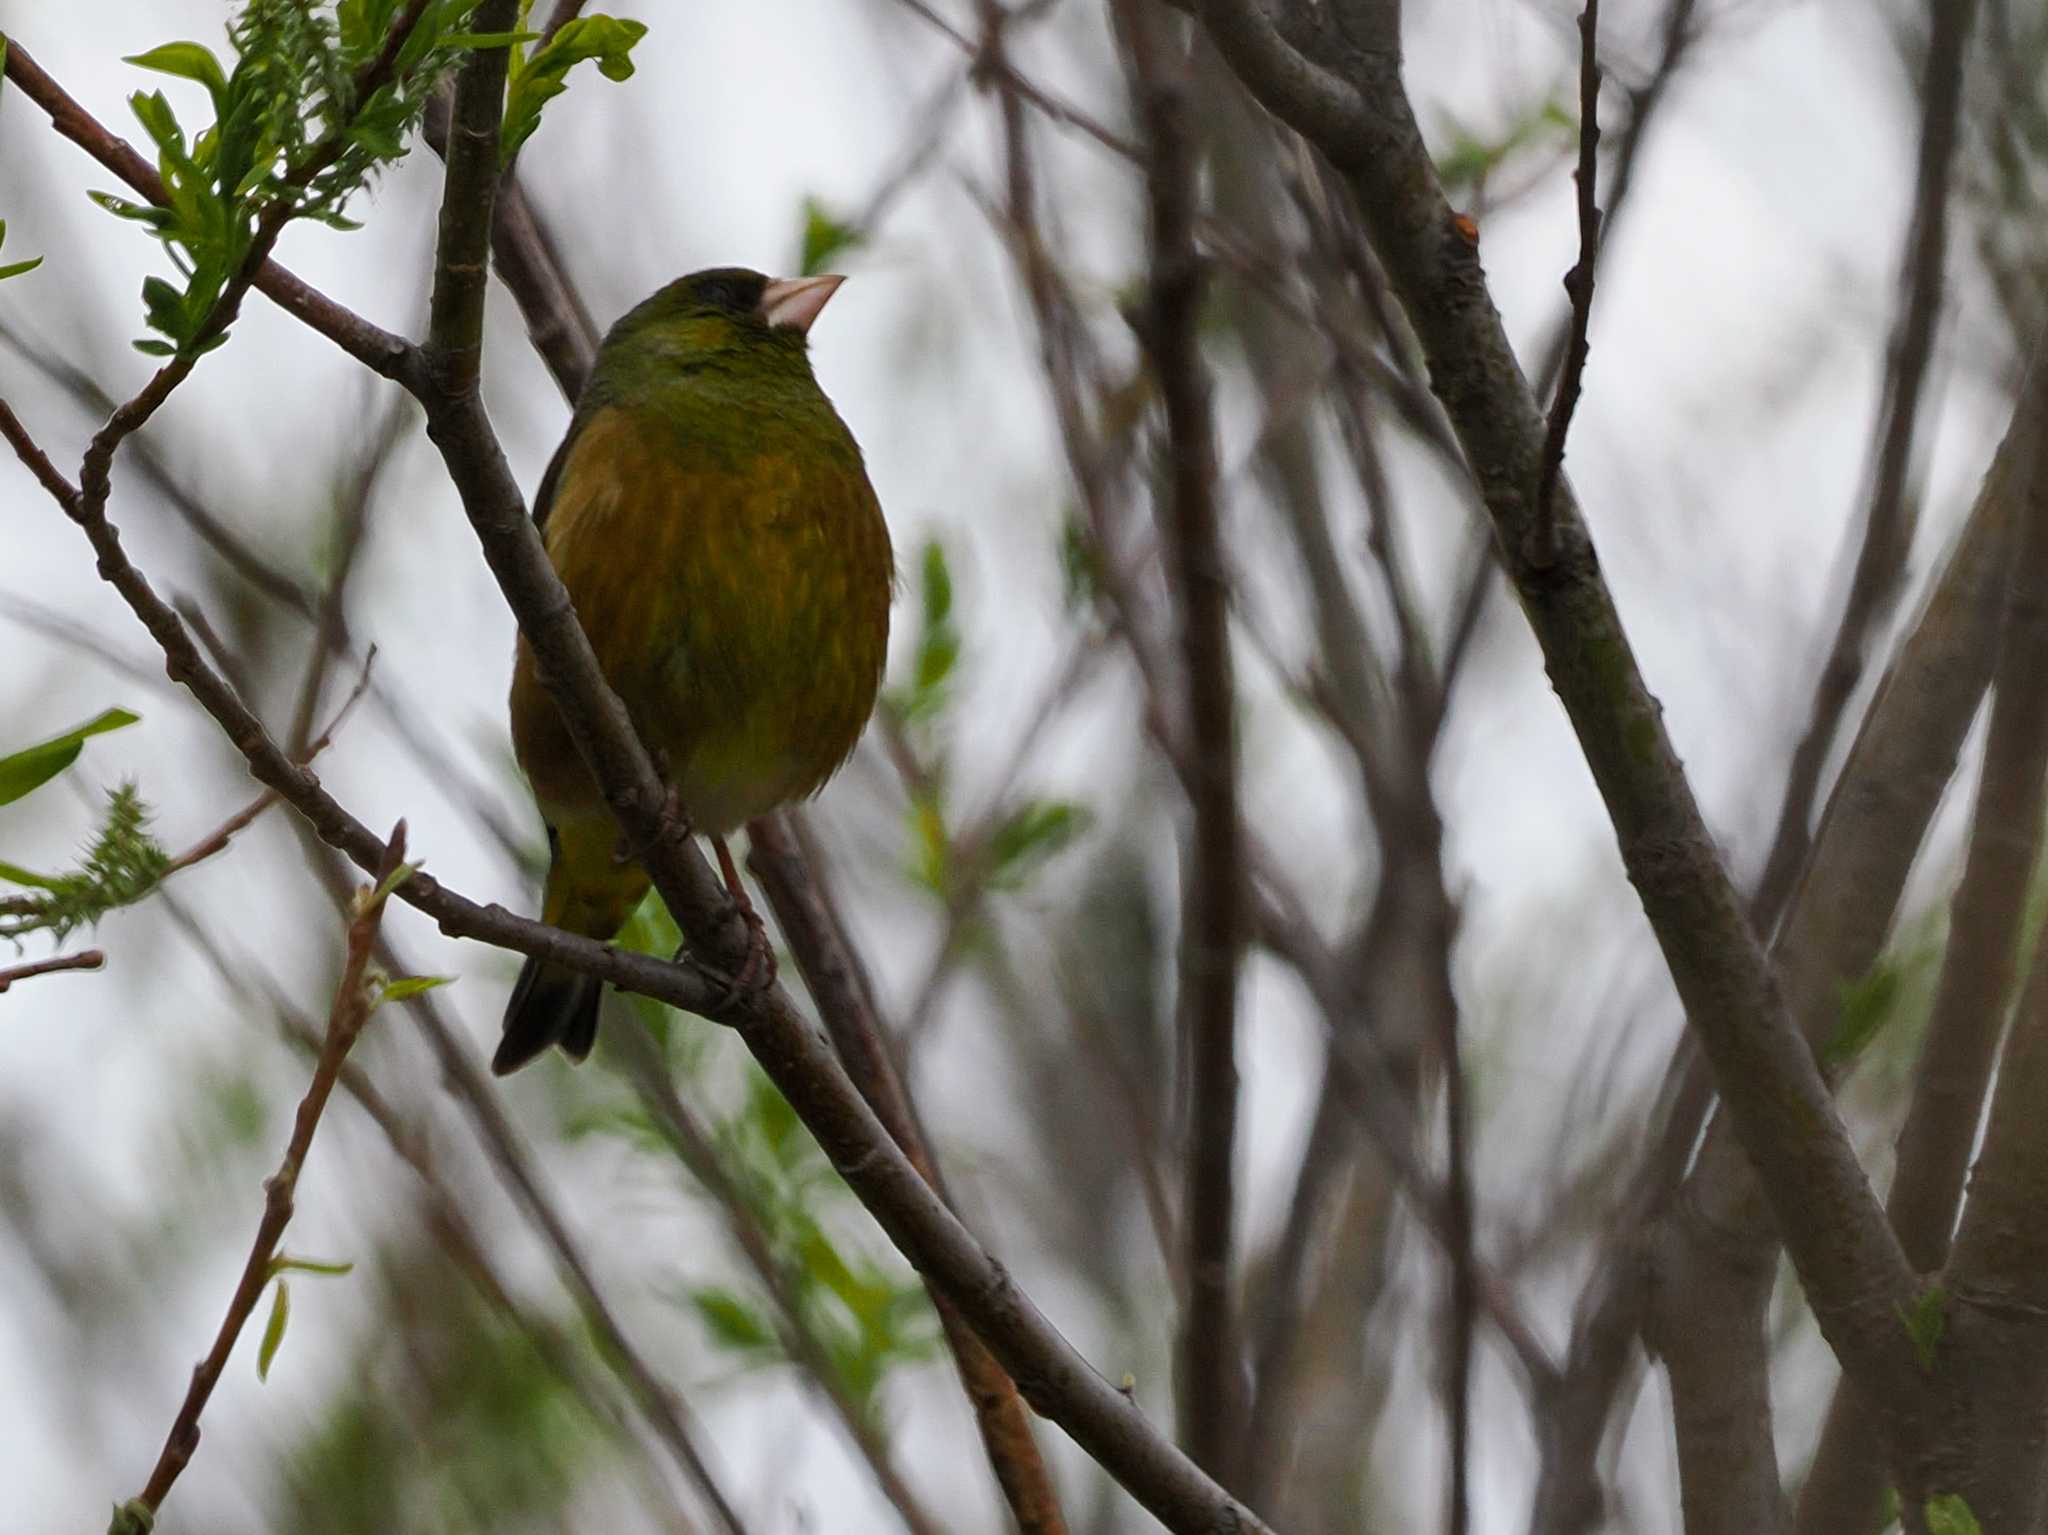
495, 268, 892, 1075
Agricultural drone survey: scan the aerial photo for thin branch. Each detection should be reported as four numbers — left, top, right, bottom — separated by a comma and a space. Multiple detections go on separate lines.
1436, 926, 1475, 1535
608, 1019, 945, 1535
1535, 397, 2025, 1533
0, 949, 106, 991
0, 395, 729, 1016
1119, 0, 1246, 1485
1247, 886, 1559, 1399
431, 15, 1278, 1530
300, 838, 751, 1535
1798, 341, 2048, 1535
746, 813, 1070, 1535
421, 89, 601, 400
129, 822, 406, 1517
1198, 0, 1928, 1430
1532, 0, 1602, 565
1530, 0, 1699, 397
888, 0, 1144, 160
0, 321, 314, 616
1749, 0, 1979, 928
279, 1014, 702, 1535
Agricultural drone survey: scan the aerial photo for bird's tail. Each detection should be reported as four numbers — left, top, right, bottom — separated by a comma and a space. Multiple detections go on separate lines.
495, 816, 647, 1075
494, 956, 603, 1075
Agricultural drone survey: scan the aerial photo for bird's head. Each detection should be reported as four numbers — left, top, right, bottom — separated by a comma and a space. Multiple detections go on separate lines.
604, 267, 847, 376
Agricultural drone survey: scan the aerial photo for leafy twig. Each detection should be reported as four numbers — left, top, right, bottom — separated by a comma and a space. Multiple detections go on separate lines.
745, 813, 1070, 1535
128, 822, 407, 1519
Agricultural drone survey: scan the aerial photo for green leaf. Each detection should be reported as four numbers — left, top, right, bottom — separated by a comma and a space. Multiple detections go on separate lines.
0, 708, 141, 806
257, 1277, 291, 1381
271, 1254, 356, 1278
379, 974, 453, 1004
1925, 1493, 1983, 1535
0, 859, 62, 891
123, 42, 229, 101
892, 539, 961, 725
1898, 1285, 1947, 1372
690, 1287, 778, 1353
986, 799, 1092, 887
1058, 512, 1102, 611
500, 15, 648, 160
0, 256, 43, 281
126, 89, 187, 158
798, 196, 863, 277
1823, 961, 1901, 1068
107, 1500, 154, 1535
87, 190, 170, 227
908, 792, 948, 895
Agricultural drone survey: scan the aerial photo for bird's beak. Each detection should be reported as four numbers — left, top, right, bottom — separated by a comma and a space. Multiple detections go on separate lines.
759, 273, 846, 334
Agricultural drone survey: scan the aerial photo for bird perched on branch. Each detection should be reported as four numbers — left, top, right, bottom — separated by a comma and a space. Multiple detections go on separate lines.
495, 268, 892, 1075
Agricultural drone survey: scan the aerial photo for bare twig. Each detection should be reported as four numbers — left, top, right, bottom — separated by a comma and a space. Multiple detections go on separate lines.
281, 1017, 701, 1535
129, 822, 406, 1516
1531, 0, 1699, 396
1117, 0, 1246, 1484
889, 0, 1143, 160
0, 949, 106, 992
1532, 0, 1602, 566
1749, 0, 1980, 928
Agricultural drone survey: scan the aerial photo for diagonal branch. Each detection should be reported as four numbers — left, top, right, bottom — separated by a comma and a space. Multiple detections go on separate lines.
746, 814, 1070, 1535
126, 822, 406, 1521
1749, 0, 1980, 928
1195, 0, 1928, 1427
1536, 315, 2037, 1535
2, 41, 416, 382
409, 11, 1277, 1531
1798, 343, 2048, 1535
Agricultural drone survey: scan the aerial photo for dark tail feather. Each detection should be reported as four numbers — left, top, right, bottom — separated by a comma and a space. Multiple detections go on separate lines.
494, 955, 604, 1075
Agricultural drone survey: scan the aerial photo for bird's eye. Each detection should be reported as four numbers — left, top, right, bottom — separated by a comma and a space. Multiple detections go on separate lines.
693, 275, 759, 315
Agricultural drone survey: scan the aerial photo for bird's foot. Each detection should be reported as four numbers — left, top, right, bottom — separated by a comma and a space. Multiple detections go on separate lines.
614, 774, 688, 866
708, 834, 778, 1010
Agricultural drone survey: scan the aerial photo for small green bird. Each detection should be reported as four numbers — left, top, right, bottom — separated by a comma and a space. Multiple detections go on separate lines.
494, 267, 893, 1075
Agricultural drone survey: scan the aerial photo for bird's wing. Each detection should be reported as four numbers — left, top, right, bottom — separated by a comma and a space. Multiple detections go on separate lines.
531, 417, 581, 534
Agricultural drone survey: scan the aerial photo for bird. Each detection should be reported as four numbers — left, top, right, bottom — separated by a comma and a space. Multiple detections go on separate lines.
493, 267, 893, 1076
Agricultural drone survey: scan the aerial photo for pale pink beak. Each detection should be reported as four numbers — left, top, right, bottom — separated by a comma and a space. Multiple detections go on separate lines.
759, 273, 845, 334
